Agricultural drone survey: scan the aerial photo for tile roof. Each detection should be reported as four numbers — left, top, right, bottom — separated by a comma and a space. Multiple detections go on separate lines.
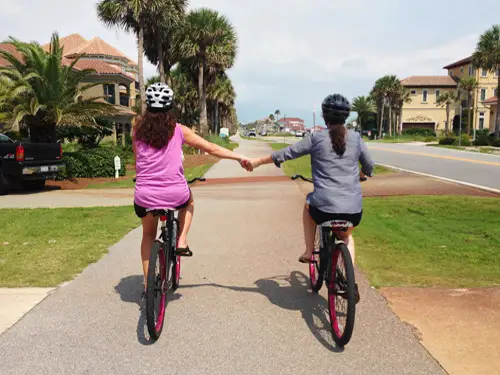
401, 75, 457, 87
278, 117, 304, 122
66, 37, 136, 66
0, 43, 23, 67
42, 33, 88, 55
483, 96, 498, 105
443, 56, 472, 70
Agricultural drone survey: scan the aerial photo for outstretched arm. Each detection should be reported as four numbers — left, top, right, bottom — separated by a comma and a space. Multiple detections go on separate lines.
181, 126, 252, 169
251, 136, 313, 169
359, 136, 375, 176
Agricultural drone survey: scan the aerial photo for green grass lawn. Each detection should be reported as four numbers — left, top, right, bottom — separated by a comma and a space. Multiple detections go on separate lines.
356, 196, 500, 288
427, 144, 499, 154
86, 163, 214, 189
368, 135, 437, 143
0, 207, 139, 287
270, 143, 390, 178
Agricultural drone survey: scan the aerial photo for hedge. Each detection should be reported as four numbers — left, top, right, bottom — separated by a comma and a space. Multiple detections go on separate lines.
58, 148, 130, 180
402, 128, 436, 137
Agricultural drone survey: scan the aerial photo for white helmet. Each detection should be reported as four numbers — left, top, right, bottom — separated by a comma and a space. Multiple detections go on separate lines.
146, 82, 174, 110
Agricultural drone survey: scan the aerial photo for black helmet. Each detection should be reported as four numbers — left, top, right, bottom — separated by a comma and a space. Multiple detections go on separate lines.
321, 94, 351, 120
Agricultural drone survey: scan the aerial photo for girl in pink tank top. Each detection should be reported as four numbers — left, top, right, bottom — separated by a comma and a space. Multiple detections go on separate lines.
133, 82, 252, 296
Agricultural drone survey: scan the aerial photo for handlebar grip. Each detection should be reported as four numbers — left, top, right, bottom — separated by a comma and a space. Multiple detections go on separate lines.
291, 175, 299, 180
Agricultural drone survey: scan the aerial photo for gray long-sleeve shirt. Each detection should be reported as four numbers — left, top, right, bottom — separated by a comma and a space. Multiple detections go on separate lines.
272, 129, 374, 214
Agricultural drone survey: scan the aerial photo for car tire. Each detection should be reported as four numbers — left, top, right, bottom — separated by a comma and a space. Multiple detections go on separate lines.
0, 170, 9, 195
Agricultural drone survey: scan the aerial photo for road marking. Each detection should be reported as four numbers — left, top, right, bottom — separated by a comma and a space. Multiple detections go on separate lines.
369, 146, 500, 167
376, 163, 500, 195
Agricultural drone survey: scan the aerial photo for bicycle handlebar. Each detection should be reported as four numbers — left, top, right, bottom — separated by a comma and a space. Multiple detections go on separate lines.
291, 174, 371, 183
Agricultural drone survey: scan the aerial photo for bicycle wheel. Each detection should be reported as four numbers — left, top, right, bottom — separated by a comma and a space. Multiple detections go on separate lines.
309, 226, 323, 292
171, 219, 181, 291
146, 240, 167, 341
327, 241, 356, 347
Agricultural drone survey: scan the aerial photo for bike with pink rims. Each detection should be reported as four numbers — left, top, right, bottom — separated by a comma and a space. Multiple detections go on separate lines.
292, 174, 362, 348
136, 177, 205, 341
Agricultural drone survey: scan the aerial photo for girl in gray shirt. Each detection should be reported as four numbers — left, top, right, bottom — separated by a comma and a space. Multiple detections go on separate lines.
249, 94, 374, 270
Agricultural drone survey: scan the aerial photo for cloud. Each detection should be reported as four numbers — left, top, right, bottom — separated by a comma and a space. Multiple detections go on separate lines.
0, 0, 496, 124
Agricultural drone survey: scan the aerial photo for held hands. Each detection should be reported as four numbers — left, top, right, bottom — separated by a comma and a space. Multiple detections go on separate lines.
239, 157, 262, 172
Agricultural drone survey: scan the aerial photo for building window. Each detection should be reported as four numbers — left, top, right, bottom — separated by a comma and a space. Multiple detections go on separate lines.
422, 89, 428, 103
103, 84, 115, 104
481, 68, 488, 77
479, 112, 485, 130
435, 90, 440, 100
496, 69, 499, 77
469, 66, 475, 76
481, 88, 486, 101
410, 90, 417, 95
495, 88, 498, 97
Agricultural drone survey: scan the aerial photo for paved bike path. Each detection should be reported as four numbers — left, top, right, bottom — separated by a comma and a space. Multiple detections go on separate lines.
0, 138, 444, 374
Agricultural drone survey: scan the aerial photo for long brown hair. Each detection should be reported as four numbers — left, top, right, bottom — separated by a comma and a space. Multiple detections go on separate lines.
134, 109, 178, 149
324, 113, 347, 156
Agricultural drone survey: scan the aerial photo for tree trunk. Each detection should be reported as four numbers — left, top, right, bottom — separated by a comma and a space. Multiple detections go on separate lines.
388, 102, 392, 137
496, 74, 500, 138
122, 124, 126, 147
215, 101, 220, 135
198, 59, 208, 136
467, 92, 472, 135
156, 34, 165, 84
112, 123, 117, 145
445, 104, 450, 134
378, 104, 385, 138
138, 22, 146, 115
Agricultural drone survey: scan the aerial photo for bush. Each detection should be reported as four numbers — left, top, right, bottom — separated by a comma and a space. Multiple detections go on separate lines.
403, 128, 436, 137
473, 130, 490, 146
453, 134, 471, 146
58, 148, 127, 180
439, 137, 456, 145
491, 138, 500, 148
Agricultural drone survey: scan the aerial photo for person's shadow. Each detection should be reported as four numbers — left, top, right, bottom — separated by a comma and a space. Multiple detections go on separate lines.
180, 271, 343, 352
114, 274, 180, 345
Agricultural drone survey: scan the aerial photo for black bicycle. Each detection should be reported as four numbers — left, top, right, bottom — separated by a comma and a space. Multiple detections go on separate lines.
292, 174, 365, 347
134, 177, 206, 341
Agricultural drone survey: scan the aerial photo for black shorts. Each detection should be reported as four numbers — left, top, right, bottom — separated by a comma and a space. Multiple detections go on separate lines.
134, 189, 192, 218
308, 205, 362, 228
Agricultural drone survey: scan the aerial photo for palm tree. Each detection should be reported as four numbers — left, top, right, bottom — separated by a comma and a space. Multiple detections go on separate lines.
436, 91, 459, 134
0, 33, 116, 142
472, 24, 500, 137
170, 66, 198, 126
351, 96, 375, 131
458, 76, 479, 135
177, 8, 237, 136
371, 77, 390, 137
207, 72, 235, 134
97, 0, 165, 115
143, 0, 187, 84
274, 109, 280, 121
393, 86, 411, 135
269, 114, 275, 122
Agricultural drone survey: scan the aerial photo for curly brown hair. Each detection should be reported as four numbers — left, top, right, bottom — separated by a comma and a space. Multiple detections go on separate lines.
134, 110, 178, 149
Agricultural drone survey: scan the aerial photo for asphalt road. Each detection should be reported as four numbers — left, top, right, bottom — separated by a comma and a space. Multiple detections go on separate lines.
263, 135, 500, 191
0, 138, 444, 375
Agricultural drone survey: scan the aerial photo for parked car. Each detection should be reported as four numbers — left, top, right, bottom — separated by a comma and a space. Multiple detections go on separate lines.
295, 130, 304, 137
260, 131, 267, 136
0, 133, 65, 194
247, 130, 257, 137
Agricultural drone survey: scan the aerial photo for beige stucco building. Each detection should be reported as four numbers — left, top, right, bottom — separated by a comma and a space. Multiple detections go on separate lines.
0, 33, 138, 134
401, 55, 499, 134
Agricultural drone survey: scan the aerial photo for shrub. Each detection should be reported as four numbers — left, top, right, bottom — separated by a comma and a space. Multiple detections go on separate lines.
439, 137, 456, 145
473, 130, 490, 146
490, 138, 500, 148
403, 128, 436, 137
453, 134, 471, 146
58, 148, 127, 180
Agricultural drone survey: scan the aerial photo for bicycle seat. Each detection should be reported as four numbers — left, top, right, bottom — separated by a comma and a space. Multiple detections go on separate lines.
320, 220, 353, 231
146, 208, 174, 217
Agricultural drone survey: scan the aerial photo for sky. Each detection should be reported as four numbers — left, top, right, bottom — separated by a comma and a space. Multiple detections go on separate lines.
0, 0, 499, 126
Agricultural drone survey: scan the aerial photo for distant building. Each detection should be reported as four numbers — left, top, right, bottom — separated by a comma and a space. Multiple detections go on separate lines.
278, 117, 305, 132
311, 125, 327, 133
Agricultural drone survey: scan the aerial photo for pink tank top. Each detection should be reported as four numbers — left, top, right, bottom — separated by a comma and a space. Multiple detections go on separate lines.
134, 124, 190, 209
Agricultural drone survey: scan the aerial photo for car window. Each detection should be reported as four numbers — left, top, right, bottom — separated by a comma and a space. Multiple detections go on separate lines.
0, 134, 13, 143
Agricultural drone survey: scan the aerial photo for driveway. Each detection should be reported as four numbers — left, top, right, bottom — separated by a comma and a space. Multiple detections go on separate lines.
0, 138, 444, 374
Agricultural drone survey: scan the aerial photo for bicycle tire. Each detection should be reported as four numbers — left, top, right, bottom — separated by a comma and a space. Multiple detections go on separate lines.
172, 219, 181, 291
146, 240, 167, 341
309, 226, 323, 292
328, 242, 356, 347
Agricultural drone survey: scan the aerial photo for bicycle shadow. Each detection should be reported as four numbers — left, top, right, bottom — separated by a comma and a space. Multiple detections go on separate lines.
114, 274, 181, 346
179, 271, 343, 353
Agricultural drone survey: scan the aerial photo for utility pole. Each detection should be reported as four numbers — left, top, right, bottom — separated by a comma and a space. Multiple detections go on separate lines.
459, 104, 463, 147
